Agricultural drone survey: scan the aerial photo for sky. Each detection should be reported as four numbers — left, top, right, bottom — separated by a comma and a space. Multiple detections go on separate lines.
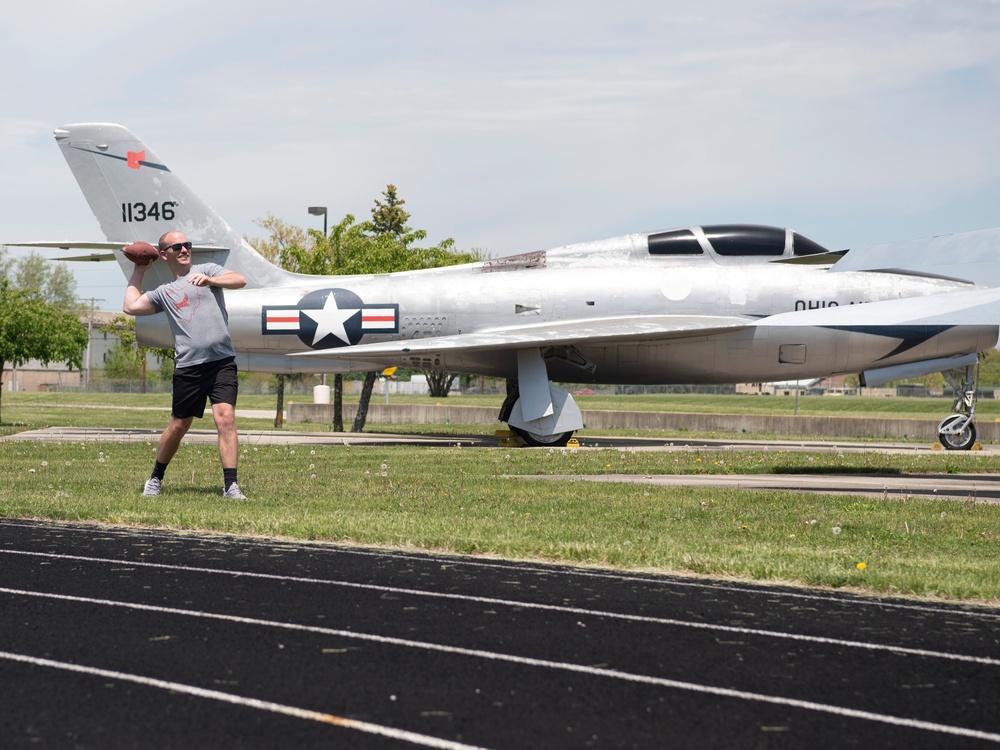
3, 0, 1000, 310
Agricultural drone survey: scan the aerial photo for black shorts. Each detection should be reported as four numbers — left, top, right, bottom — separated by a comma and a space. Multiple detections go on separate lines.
171, 356, 238, 419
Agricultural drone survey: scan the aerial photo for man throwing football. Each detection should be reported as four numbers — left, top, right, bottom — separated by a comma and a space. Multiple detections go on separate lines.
123, 230, 249, 499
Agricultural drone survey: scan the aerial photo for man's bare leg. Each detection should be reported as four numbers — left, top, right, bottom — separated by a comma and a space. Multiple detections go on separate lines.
212, 402, 239, 468
142, 415, 194, 495
157, 415, 194, 465
213, 402, 246, 498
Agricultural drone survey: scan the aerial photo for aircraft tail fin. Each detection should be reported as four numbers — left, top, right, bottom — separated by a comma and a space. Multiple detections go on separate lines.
53, 123, 295, 288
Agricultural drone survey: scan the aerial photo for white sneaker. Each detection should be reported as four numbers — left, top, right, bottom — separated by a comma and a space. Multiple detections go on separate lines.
143, 478, 161, 496
223, 482, 248, 500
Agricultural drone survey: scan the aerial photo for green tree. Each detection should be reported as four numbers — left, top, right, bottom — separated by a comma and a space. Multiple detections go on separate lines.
0, 281, 89, 423
104, 345, 143, 380
979, 350, 1000, 387
99, 316, 174, 393
1, 250, 79, 310
279, 214, 371, 275
46, 264, 79, 310
351, 187, 477, 428
424, 371, 457, 398
245, 213, 308, 264
369, 184, 429, 247
252, 185, 482, 431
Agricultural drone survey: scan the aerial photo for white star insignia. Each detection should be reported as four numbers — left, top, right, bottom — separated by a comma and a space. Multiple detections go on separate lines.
301, 292, 360, 345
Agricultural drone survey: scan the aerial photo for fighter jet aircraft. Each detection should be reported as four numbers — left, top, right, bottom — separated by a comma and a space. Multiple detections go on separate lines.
11, 123, 1000, 448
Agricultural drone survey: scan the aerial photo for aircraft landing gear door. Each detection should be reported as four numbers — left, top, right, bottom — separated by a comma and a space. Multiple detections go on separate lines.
516, 348, 554, 422
506, 348, 584, 446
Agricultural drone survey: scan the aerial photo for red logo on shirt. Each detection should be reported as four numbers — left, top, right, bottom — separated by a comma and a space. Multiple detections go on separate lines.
164, 287, 199, 323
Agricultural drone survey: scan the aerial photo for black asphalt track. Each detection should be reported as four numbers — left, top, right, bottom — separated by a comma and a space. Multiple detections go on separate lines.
2, 519, 999, 748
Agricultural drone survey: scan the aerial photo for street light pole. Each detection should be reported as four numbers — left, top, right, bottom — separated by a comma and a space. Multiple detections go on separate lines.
307, 205, 342, 431
308, 206, 327, 236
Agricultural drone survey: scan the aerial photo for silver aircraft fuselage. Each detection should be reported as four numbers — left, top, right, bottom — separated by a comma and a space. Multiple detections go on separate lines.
134, 237, 994, 385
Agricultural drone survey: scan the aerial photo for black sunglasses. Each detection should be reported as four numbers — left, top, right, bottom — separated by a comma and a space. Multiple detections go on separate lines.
163, 241, 193, 252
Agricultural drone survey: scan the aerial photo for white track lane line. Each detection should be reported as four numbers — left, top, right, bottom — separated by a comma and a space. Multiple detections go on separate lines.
2, 587, 999, 744
2, 549, 997, 668
5, 519, 998, 622
313, 545, 1000, 621
0, 650, 491, 750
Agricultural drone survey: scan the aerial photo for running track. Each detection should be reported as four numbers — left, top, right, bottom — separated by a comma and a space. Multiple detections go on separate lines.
2, 519, 999, 748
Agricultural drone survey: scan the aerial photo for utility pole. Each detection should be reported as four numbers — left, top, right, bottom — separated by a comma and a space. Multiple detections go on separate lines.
79, 297, 104, 391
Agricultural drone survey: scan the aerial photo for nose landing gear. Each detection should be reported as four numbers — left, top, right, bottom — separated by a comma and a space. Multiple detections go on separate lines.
937, 363, 979, 451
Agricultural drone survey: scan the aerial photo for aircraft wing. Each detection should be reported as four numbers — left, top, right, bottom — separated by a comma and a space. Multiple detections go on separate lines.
3, 241, 228, 262
759, 284, 1000, 328
291, 314, 755, 359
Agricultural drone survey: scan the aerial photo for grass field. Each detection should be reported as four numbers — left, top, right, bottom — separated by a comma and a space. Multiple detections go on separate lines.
7, 388, 1000, 418
2, 391, 999, 604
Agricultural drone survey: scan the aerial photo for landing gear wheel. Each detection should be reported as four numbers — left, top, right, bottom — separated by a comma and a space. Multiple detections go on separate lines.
511, 426, 575, 447
938, 414, 976, 451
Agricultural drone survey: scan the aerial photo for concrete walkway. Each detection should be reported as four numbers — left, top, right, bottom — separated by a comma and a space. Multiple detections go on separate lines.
515, 472, 1000, 502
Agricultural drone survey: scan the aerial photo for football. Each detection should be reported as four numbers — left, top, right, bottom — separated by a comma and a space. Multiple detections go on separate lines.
122, 241, 159, 265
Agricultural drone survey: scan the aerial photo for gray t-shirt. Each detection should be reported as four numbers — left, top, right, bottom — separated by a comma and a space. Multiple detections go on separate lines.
145, 263, 236, 368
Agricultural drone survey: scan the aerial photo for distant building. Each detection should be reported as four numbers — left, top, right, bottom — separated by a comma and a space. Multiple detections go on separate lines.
2, 310, 161, 392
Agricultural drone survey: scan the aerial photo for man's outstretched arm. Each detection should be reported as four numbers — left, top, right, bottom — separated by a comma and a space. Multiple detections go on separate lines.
123, 264, 158, 316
